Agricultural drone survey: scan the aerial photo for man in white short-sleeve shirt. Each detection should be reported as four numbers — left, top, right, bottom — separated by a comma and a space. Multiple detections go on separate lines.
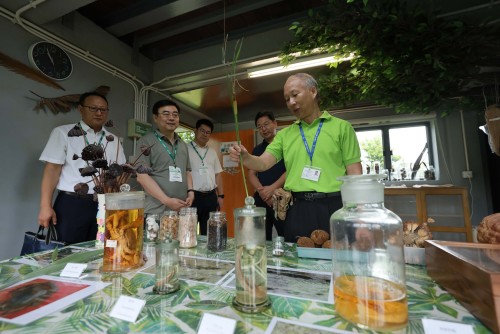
38, 92, 126, 244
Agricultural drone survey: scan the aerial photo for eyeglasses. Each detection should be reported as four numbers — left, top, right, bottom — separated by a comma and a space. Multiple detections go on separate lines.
83, 105, 109, 113
257, 121, 272, 131
199, 129, 212, 135
158, 111, 180, 118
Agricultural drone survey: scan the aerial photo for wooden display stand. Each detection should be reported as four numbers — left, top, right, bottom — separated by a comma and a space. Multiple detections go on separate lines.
384, 186, 473, 242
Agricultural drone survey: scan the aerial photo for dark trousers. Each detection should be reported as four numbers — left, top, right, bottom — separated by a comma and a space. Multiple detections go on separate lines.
192, 190, 218, 235
53, 192, 98, 244
283, 195, 342, 243
254, 193, 284, 241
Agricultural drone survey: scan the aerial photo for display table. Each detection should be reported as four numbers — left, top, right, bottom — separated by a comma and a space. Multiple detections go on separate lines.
0, 237, 492, 333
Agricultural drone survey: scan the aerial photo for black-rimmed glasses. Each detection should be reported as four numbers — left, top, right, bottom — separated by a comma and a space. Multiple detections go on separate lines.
83, 105, 109, 113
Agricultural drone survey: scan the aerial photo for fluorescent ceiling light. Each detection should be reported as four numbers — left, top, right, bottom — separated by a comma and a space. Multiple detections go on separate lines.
247, 54, 354, 78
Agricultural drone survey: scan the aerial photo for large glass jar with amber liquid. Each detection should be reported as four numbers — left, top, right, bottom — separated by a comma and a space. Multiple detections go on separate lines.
103, 191, 145, 272
330, 175, 407, 331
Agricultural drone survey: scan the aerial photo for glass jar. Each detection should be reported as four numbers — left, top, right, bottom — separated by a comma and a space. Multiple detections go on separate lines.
330, 175, 407, 331
178, 207, 198, 248
144, 213, 160, 243
95, 194, 106, 248
232, 197, 271, 313
207, 211, 227, 252
159, 210, 179, 240
103, 191, 145, 272
153, 239, 180, 294
272, 236, 285, 257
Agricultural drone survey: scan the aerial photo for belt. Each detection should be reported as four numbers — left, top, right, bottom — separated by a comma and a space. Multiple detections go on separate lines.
194, 189, 216, 196
59, 190, 95, 201
292, 191, 340, 201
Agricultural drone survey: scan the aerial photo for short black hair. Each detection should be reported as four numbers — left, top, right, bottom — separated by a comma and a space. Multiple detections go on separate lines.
196, 119, 214, 131
152, 99, 180, 114
79, 92, 108, 106
254, 111, 276, 127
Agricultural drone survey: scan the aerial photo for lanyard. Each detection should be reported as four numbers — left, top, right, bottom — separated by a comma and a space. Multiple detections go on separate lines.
299, 119, 324, 165
154, 131, 178, 166
78, 122, 105, 146
190, 141, 208, 166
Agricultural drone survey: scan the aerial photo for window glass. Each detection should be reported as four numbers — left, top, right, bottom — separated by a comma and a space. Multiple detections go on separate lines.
357, 129, 384, 175
355, 123, 434, 181
389, 126, 430, 181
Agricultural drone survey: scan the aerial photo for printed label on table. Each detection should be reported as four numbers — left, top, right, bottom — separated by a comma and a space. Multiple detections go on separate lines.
109, 295, 146, 323
60, 263, 87, 278
197, 313, 237, 334
106, 239, 117, 248
422, 318, 474, 334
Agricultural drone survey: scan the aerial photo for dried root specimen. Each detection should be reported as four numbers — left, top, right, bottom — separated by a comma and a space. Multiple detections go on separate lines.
477, 213, 500, 244
403, 218, 434, 248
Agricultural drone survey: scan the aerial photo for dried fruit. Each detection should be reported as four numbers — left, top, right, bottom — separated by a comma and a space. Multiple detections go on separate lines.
403, 218, 434, 248
311, 229, 329, 247
297, 236, 315, 248
81, 144, 104, 161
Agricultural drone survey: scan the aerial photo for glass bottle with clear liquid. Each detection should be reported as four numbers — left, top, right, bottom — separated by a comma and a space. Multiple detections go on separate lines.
232, 196, 271, 313
330, 175, 407, 331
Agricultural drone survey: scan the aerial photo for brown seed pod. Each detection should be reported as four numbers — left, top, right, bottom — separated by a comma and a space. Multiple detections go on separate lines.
310, 229, 329, 247
297, 236, 315, 248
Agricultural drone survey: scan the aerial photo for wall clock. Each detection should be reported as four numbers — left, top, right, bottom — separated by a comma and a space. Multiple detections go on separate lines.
28, 41, 73, 80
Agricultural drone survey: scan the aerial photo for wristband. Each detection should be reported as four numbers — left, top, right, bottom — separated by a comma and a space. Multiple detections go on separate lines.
218, 194, 224, 199
187, 189, 194, 193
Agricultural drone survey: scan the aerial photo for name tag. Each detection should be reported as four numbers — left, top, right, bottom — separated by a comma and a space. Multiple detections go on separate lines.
199, 166, 209, 175
110, 295, 146, 323
169, 166, 183, 182
301, 166, 321, 182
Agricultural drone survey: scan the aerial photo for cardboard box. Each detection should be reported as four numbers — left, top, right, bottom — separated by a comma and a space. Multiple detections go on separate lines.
426, 240, 500, 334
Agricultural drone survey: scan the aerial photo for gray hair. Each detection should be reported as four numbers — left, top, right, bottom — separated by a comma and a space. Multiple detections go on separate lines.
288, 73, 320, 102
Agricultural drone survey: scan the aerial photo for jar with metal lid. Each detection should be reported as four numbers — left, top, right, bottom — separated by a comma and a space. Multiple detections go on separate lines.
178, 207, 198, 248
232, 196, 271, 313
207, 211, 227, 252
159, 210, 179, 240
153, 238, 180, 294
330, 175, 407, 331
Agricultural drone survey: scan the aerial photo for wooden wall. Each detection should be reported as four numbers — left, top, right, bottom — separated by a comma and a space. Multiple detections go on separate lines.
210, 129, 255, 237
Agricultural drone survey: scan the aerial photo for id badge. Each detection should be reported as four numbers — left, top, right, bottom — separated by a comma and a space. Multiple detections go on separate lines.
301, 166, 321, 182
199, 166, 209, 175
169, 166, 183, 182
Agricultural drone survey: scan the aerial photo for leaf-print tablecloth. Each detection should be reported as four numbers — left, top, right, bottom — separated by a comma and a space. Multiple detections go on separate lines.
0, 237, 493, 333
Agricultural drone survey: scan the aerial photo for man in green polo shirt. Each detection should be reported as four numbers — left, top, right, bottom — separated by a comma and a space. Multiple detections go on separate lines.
229, 73, 362, 242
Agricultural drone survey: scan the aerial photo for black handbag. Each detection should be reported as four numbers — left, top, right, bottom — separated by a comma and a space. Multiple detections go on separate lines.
20, 223, 66, 256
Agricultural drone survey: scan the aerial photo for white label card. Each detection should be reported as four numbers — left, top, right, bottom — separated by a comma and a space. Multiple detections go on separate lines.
106, 239, 117, 248
60, 263, 87, 278
301, 166, 321, 182
199, 166, 209, 175
197, 313, 237, 334
110, 295, 146, 323
169, 166, 183, 182
422, 318, 474, 334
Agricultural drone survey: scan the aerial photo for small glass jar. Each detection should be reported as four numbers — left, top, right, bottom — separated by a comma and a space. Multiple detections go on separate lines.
159, 210, 179, 240
272, 236, 285, 257
233, 197, 271, 313
144, 213, 160, 243
330, 175, 407, 331
153, 239, 180, 294
207, 211, 227, 252
178, 207, 198, 248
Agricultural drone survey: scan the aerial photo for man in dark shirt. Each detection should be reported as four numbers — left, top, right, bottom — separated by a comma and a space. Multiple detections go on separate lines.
248, 111, 286, 240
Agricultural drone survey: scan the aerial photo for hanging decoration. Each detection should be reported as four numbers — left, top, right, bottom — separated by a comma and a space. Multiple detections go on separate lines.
30, 86, 110, 114
0, 51, 64, 91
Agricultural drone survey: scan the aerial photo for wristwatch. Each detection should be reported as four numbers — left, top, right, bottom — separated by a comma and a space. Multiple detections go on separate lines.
218, 194, 224, 199
187, 189, 194, 193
